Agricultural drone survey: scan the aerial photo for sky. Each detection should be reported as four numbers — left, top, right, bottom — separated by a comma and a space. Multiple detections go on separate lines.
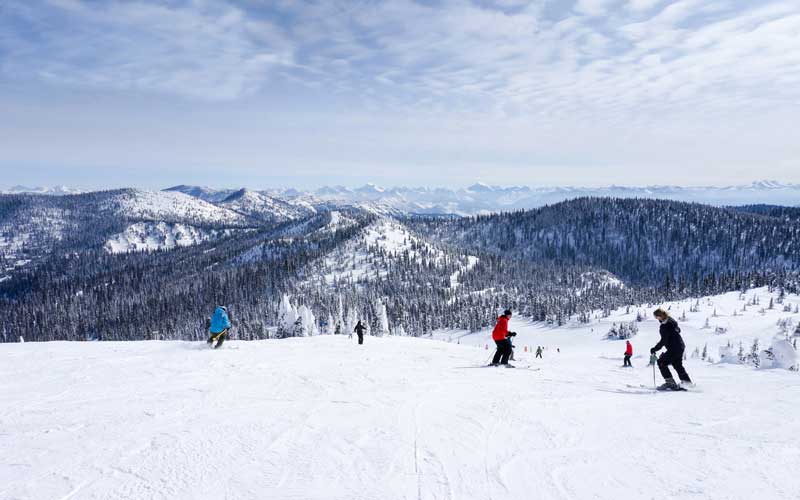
0, 0, 799, 190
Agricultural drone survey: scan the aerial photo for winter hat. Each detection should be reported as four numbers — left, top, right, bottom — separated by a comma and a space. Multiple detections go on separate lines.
503, 309, 512, 316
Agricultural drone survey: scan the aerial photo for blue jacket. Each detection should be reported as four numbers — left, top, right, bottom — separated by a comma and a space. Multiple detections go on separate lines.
209, 306, 231, 334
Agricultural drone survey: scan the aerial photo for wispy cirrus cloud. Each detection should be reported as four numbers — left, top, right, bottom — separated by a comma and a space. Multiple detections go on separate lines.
0, 0, 296, 100
1, 0, 799, 188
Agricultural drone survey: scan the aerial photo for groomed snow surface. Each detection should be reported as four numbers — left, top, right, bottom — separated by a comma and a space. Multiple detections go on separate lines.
3, 289, 800, 500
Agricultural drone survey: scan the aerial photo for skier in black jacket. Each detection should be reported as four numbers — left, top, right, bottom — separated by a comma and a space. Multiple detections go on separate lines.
650, 308, 692, 390
354, 321, 367, 345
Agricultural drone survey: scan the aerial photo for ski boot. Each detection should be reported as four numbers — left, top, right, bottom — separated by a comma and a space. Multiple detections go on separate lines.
656, 378, 680, 391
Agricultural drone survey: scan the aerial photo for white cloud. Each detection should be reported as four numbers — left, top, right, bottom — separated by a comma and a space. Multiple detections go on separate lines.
574, 0, 620, 16
1, 0, 800, 187
1, 0, 296, 100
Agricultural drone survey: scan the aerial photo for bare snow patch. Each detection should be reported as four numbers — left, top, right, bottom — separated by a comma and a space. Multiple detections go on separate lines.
105, 222, 235, 253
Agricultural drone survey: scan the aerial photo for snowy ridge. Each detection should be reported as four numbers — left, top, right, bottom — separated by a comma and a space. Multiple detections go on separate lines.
302, 217, 461, 287
107, 189, 252, 226
218, 189, 311, 222
104, 222, 238, 254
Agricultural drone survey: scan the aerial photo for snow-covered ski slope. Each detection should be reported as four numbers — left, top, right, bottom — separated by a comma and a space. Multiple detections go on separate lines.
2, 289, 800, 500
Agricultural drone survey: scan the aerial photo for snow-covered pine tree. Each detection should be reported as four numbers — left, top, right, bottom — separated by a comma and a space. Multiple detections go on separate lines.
702, 344, 707, 360
375, 299, 389, 336
292, 316, 304, 337
276, 294, 298, 339
751, 339, 760, 367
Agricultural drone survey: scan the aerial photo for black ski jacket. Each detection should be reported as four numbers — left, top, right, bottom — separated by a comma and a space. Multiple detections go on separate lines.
354, 323, 367, 335
652, 317, 685, 353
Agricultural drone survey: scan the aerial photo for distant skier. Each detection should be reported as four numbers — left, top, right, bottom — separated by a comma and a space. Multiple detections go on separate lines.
207, 306, 231, 349
354, 320, 367, 345
535, 346, 543, 359
490, 309, 517, 367
623, 340, 633, 367
651, 308, 692, 390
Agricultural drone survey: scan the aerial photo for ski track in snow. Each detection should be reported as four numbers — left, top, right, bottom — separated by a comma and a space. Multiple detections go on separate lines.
3, 289, 800, 499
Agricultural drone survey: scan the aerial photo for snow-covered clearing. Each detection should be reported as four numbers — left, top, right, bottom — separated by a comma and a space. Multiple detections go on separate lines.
104, 222, 236, 253
2, 288, 800, 500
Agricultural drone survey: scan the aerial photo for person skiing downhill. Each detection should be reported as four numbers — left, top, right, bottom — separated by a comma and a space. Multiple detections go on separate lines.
354, 320, 367, 345
490, 309, 517, 367
624, 340, 633, 367
207, 306, 231, 349
651, 308, 692, 390
535, 346, 543, 359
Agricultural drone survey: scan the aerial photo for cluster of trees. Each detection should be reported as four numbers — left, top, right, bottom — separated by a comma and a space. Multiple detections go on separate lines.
606, 321, 638, 340
406, 197, 800, 289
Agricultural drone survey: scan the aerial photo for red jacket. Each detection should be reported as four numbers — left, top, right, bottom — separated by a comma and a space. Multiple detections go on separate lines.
625, 342, 633, 356
492, 316, 509, 341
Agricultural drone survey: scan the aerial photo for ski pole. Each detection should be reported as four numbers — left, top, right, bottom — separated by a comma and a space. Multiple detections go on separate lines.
652, 358, 657, 389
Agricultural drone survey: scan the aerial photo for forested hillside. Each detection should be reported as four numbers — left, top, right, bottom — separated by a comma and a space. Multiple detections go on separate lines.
407, 198, 800, 288
2, 195, 799, 343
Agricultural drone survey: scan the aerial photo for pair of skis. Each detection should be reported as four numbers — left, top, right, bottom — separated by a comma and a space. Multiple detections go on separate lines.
622, 384, 693, 393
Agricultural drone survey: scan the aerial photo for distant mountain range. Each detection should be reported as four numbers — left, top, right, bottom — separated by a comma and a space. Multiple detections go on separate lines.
169, 180, 800, 215
4, 180, 800, 216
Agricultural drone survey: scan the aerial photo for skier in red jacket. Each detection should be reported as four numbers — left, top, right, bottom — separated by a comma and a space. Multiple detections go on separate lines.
624, 340, 633, 367
490, 309, 516, 367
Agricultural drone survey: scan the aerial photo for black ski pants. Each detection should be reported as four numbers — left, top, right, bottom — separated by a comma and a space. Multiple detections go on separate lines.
658, 350, 691, 382
208, 329, 228, 348
357, 333, 364, 345
492, 339, 512, 365
623, 354, 632, 367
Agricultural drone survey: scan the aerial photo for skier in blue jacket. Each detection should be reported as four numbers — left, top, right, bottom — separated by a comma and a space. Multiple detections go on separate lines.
207, 306, 232, 348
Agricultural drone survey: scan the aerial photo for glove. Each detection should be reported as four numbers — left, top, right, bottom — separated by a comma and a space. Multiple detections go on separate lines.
650, 347, 657, 354
507, 332, 517, 337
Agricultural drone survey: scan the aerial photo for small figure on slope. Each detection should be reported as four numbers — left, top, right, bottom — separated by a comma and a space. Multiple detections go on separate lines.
650, 308, 692, 390
535, 346, 543, 359
490, 309, 517, 368
207, 306, 231, 349
354, 320, 367, 345
624, 340, 633, 367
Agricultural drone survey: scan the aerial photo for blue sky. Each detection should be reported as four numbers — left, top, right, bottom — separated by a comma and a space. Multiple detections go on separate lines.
1, 0, 799, 190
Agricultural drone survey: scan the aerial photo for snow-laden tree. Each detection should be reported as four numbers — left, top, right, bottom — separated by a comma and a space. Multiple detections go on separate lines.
759, 337, 798, 370
276, 294, 298, 339
374, 300, 389, 335
296, 304, 317, 336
